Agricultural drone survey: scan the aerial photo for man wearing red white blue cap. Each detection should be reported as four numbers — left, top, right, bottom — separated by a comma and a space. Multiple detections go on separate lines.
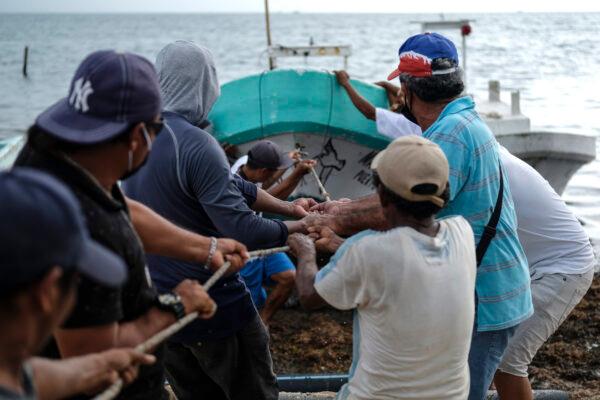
310, 32, 533, 400
390, 34, 531, 400
386, 32, 460, 79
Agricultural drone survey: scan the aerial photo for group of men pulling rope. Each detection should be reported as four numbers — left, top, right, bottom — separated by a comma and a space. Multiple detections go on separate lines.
0, 32, 593, 400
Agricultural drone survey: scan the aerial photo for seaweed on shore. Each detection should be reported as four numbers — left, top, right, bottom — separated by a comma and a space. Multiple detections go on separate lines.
270, 275, 600, 398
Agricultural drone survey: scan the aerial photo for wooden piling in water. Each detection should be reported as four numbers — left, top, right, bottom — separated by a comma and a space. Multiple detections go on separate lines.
22, 46, 29, 77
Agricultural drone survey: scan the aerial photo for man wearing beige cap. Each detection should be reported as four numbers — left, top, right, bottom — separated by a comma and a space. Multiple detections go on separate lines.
287, 136, 477, 400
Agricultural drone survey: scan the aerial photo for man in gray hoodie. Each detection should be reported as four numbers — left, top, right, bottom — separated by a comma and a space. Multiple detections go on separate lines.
124, 41, 304, 400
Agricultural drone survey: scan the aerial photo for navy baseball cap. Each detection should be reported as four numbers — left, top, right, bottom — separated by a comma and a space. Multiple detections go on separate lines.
36, 50, 162, 145
248, 141, 294, 170
387, 32, 459, 80
0, 168, 127, 292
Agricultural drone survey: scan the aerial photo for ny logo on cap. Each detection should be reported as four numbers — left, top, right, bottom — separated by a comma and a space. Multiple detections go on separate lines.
69, 77, 94, 113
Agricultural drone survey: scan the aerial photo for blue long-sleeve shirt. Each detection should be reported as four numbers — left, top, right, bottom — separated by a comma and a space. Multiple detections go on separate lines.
124, 111, 288, 341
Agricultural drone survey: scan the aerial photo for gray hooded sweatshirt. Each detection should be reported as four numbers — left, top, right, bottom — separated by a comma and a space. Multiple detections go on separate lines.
123, 41, 288, 341
155, 40, 219, 127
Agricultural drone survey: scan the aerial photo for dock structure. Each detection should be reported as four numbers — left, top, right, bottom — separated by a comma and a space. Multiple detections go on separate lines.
262, 0, 352, 70
479, 80, 596, 195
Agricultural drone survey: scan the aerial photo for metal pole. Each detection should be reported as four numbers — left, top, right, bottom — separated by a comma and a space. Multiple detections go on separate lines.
461, 34, 466, 91
22, 46, 29, 77
264, 0, 275, 70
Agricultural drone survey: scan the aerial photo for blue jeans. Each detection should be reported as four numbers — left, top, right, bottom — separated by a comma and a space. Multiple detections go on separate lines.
468, 325, 517, 400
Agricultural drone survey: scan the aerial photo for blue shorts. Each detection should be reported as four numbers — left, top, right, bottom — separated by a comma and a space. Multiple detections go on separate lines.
240, 253, 295, 309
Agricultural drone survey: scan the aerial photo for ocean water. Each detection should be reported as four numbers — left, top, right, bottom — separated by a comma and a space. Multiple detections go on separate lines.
1, 12, 600, 243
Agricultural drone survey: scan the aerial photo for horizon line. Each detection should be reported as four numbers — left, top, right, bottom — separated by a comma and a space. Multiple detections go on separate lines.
2, 10, 600, 14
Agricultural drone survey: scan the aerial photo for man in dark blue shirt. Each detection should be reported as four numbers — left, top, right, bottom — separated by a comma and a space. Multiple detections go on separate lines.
124, 41, 307, 400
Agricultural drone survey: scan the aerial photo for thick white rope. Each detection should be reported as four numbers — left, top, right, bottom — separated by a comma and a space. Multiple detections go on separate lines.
297, 152, 331, 202
93, 245, 290, 400
309, 166, 331, 201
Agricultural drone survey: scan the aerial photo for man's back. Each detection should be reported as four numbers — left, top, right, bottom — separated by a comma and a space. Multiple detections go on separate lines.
315, 217, 476, 400
499, 147, 594, 276
124, 112, 289, 342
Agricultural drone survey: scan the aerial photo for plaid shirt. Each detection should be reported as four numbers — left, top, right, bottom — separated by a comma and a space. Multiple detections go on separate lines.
423, 96, 533, 332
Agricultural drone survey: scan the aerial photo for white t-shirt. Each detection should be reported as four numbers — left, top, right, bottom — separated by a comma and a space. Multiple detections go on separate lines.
375, 108, 422, 139
315, 217, 476, 400
499, 147, 595, 277
374, 112, 595, 277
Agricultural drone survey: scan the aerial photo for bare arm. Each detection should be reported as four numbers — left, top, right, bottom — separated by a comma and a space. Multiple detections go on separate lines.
253, 188, 308, 218
261, 168, 287, 191
267, 160, 316, 200
263, 150, 303, 191
283, 219, 308, 234
308, 194, 388, 236
31, 350, 155, 400
259, 270, 296, 325
126, 198, 248, 272
287, 234, 327, 310
55, 280, 216, 356
335, 70, 376, 121
55, 310, 175, 357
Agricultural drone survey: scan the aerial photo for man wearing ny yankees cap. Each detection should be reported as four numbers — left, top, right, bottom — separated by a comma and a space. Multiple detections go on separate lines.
13, 50, 252, 399
308, 32, 533, 400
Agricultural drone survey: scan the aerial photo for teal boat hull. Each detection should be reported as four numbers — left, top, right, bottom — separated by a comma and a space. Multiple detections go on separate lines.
209, 68, 392, 199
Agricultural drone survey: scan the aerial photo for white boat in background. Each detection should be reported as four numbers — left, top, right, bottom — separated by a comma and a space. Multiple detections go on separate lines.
479, 80, 596, 195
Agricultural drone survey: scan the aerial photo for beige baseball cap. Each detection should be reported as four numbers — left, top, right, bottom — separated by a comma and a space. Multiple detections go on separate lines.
371, 136, 449, 207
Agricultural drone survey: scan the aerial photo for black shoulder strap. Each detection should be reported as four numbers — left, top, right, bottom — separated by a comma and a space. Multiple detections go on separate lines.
475, 160, 504, 266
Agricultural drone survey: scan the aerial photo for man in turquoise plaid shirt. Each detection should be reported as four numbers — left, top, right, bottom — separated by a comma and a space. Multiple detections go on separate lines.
309, 32, 533, 400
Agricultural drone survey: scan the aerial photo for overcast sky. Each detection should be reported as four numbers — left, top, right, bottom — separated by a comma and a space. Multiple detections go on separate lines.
2, 0, 600, 13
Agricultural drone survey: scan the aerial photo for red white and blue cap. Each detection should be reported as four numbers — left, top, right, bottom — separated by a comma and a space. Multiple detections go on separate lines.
387, 32, 459, 80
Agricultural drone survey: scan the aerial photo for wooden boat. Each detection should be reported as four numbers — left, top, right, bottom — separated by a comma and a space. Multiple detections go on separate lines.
209, 68, 595, 198
1, 69, 595, 198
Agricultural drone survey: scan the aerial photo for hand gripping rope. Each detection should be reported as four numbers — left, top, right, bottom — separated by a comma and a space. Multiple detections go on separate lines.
93, 245, 290, 400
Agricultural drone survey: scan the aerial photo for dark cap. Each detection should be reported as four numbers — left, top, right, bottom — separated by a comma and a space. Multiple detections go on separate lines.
0, 168, 127, 292
36, 50, 162, 145
247, 140, 294, 170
